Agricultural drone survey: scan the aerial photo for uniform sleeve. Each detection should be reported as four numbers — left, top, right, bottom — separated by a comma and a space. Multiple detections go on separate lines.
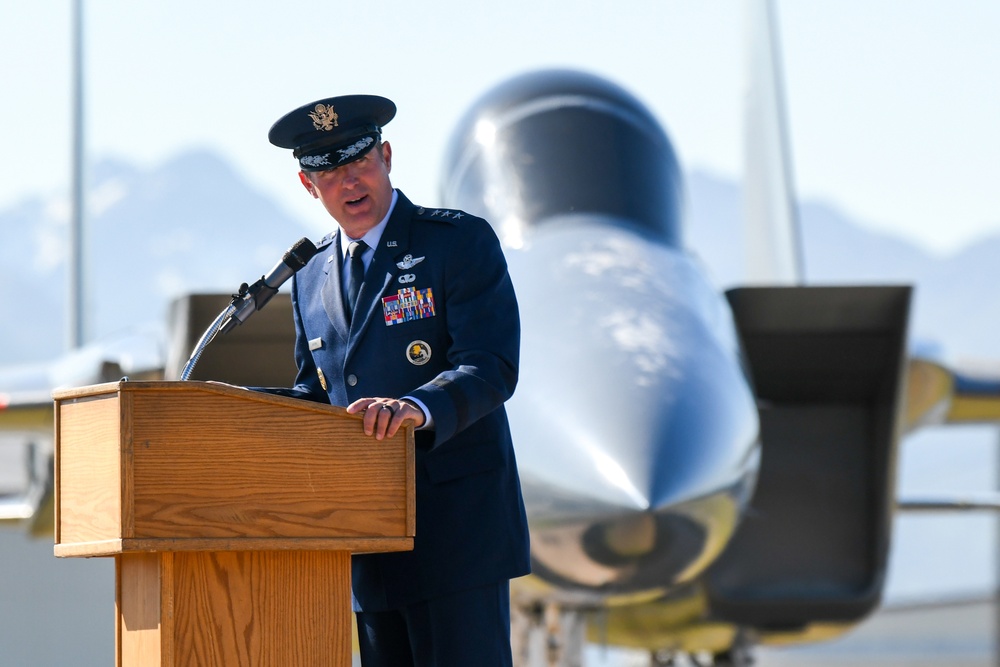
406, 218, 519, 447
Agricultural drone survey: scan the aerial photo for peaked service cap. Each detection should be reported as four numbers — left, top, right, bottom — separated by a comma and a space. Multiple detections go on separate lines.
268, 94, 396, 172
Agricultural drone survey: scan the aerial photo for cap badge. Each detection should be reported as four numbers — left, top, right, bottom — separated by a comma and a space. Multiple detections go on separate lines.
309, 104, 339, 131
406, 340, 432, 366
396, 254, 425, 270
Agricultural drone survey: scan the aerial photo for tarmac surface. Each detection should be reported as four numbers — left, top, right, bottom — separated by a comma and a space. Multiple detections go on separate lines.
754, 598, 997, 667
570, 599, 1000, 666
4, 434, 1000, 666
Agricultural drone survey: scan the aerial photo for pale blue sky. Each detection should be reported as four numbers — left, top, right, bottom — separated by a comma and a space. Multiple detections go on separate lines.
2, 1, 998, 255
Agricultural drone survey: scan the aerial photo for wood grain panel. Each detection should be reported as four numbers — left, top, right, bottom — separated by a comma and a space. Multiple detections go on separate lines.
57, 395, 122, 544
128, 387, 408, 540
119, 552, 165, 665
54, 381, 414, 553
171, 551, 351, 667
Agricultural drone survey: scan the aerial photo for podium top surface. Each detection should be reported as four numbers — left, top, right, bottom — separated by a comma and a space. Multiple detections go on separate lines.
53, 379, 346, 413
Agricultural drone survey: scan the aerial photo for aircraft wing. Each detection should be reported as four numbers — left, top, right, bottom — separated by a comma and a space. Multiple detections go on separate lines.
0, 365, 57, 527
906, 357, 1000, 431
0, 387, 55, 530
0, 390, 55, 434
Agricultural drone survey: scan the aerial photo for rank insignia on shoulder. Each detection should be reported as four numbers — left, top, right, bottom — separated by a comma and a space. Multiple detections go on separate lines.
396, 254, 425, 270
431, 209, 464, 219
316, 232, 336, 249
382, 287, 436, 326
416, 206, 468, 221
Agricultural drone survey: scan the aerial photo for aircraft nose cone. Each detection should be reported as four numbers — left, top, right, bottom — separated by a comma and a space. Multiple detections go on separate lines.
509, 222, 758, 512
505, 221, 759, 592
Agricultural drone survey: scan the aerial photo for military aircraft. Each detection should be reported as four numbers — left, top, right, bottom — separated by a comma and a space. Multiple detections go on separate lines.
422, 3, 1000, 663
435, 69, 909, 667
3, 1, 999, 665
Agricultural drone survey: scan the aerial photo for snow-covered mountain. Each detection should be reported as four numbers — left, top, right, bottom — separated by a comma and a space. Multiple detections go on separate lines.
0, 150, 313, 364
686, 169, 1000, 360
4, 152, 997, 365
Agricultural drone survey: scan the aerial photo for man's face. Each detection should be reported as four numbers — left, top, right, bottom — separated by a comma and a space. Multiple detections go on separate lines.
299, 141, 394, 238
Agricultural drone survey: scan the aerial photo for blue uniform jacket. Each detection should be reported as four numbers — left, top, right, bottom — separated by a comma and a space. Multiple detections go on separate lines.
267, 190, 530, 611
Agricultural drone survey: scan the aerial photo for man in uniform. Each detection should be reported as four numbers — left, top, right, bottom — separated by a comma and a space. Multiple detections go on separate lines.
265, 94, 530, 666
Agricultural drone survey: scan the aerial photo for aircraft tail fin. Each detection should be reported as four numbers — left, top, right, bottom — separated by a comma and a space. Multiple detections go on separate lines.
742, 0, 805, 285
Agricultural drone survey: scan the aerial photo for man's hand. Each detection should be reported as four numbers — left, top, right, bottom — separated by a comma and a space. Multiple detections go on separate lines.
347, 397, 426, 440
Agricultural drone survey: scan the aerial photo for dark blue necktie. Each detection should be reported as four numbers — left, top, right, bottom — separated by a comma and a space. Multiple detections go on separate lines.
345, 240, 368, 321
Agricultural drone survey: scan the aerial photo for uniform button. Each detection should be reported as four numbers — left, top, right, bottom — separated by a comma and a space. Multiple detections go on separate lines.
347, 374, 358, 386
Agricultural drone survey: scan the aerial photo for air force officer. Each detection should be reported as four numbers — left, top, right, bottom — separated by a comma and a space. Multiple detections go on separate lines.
265, 94, 530, 667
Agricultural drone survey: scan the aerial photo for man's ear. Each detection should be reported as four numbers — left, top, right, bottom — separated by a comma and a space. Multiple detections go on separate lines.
381, 141, 392, 174
299, 171, 318, 198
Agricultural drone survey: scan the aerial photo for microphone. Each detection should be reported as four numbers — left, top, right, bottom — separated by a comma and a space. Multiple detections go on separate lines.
220, 237, 319, 333
180, 237, 319, 380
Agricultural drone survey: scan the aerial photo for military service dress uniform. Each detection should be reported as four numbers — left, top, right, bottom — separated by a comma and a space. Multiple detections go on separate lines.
279, 190, 530, 609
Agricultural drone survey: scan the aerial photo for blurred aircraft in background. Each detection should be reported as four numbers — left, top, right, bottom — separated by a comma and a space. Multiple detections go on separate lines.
4, 1, 1000, 665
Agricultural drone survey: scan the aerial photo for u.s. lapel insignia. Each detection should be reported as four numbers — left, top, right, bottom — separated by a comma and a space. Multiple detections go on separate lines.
406, 341, 431, 366
317, 367, 329, 391
396, 254, 425, 270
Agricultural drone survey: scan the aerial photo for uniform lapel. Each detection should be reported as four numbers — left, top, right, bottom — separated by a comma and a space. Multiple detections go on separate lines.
320, 231, 350, 343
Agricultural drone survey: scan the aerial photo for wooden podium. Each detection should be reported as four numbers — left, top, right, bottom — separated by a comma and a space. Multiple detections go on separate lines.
52, 381, 414, 666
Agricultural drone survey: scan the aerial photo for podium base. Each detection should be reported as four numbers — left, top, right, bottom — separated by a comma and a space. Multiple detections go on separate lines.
117, 550, 351, 667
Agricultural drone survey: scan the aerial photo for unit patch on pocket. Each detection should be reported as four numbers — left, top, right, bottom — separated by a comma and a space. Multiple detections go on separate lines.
383, 287, 436, 326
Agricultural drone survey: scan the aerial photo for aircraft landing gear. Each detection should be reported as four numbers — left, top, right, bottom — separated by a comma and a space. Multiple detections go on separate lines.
649, 648, 677, 666
711, 630, 755, 667
647, 638, 755, 667
510, 602, 585, 667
